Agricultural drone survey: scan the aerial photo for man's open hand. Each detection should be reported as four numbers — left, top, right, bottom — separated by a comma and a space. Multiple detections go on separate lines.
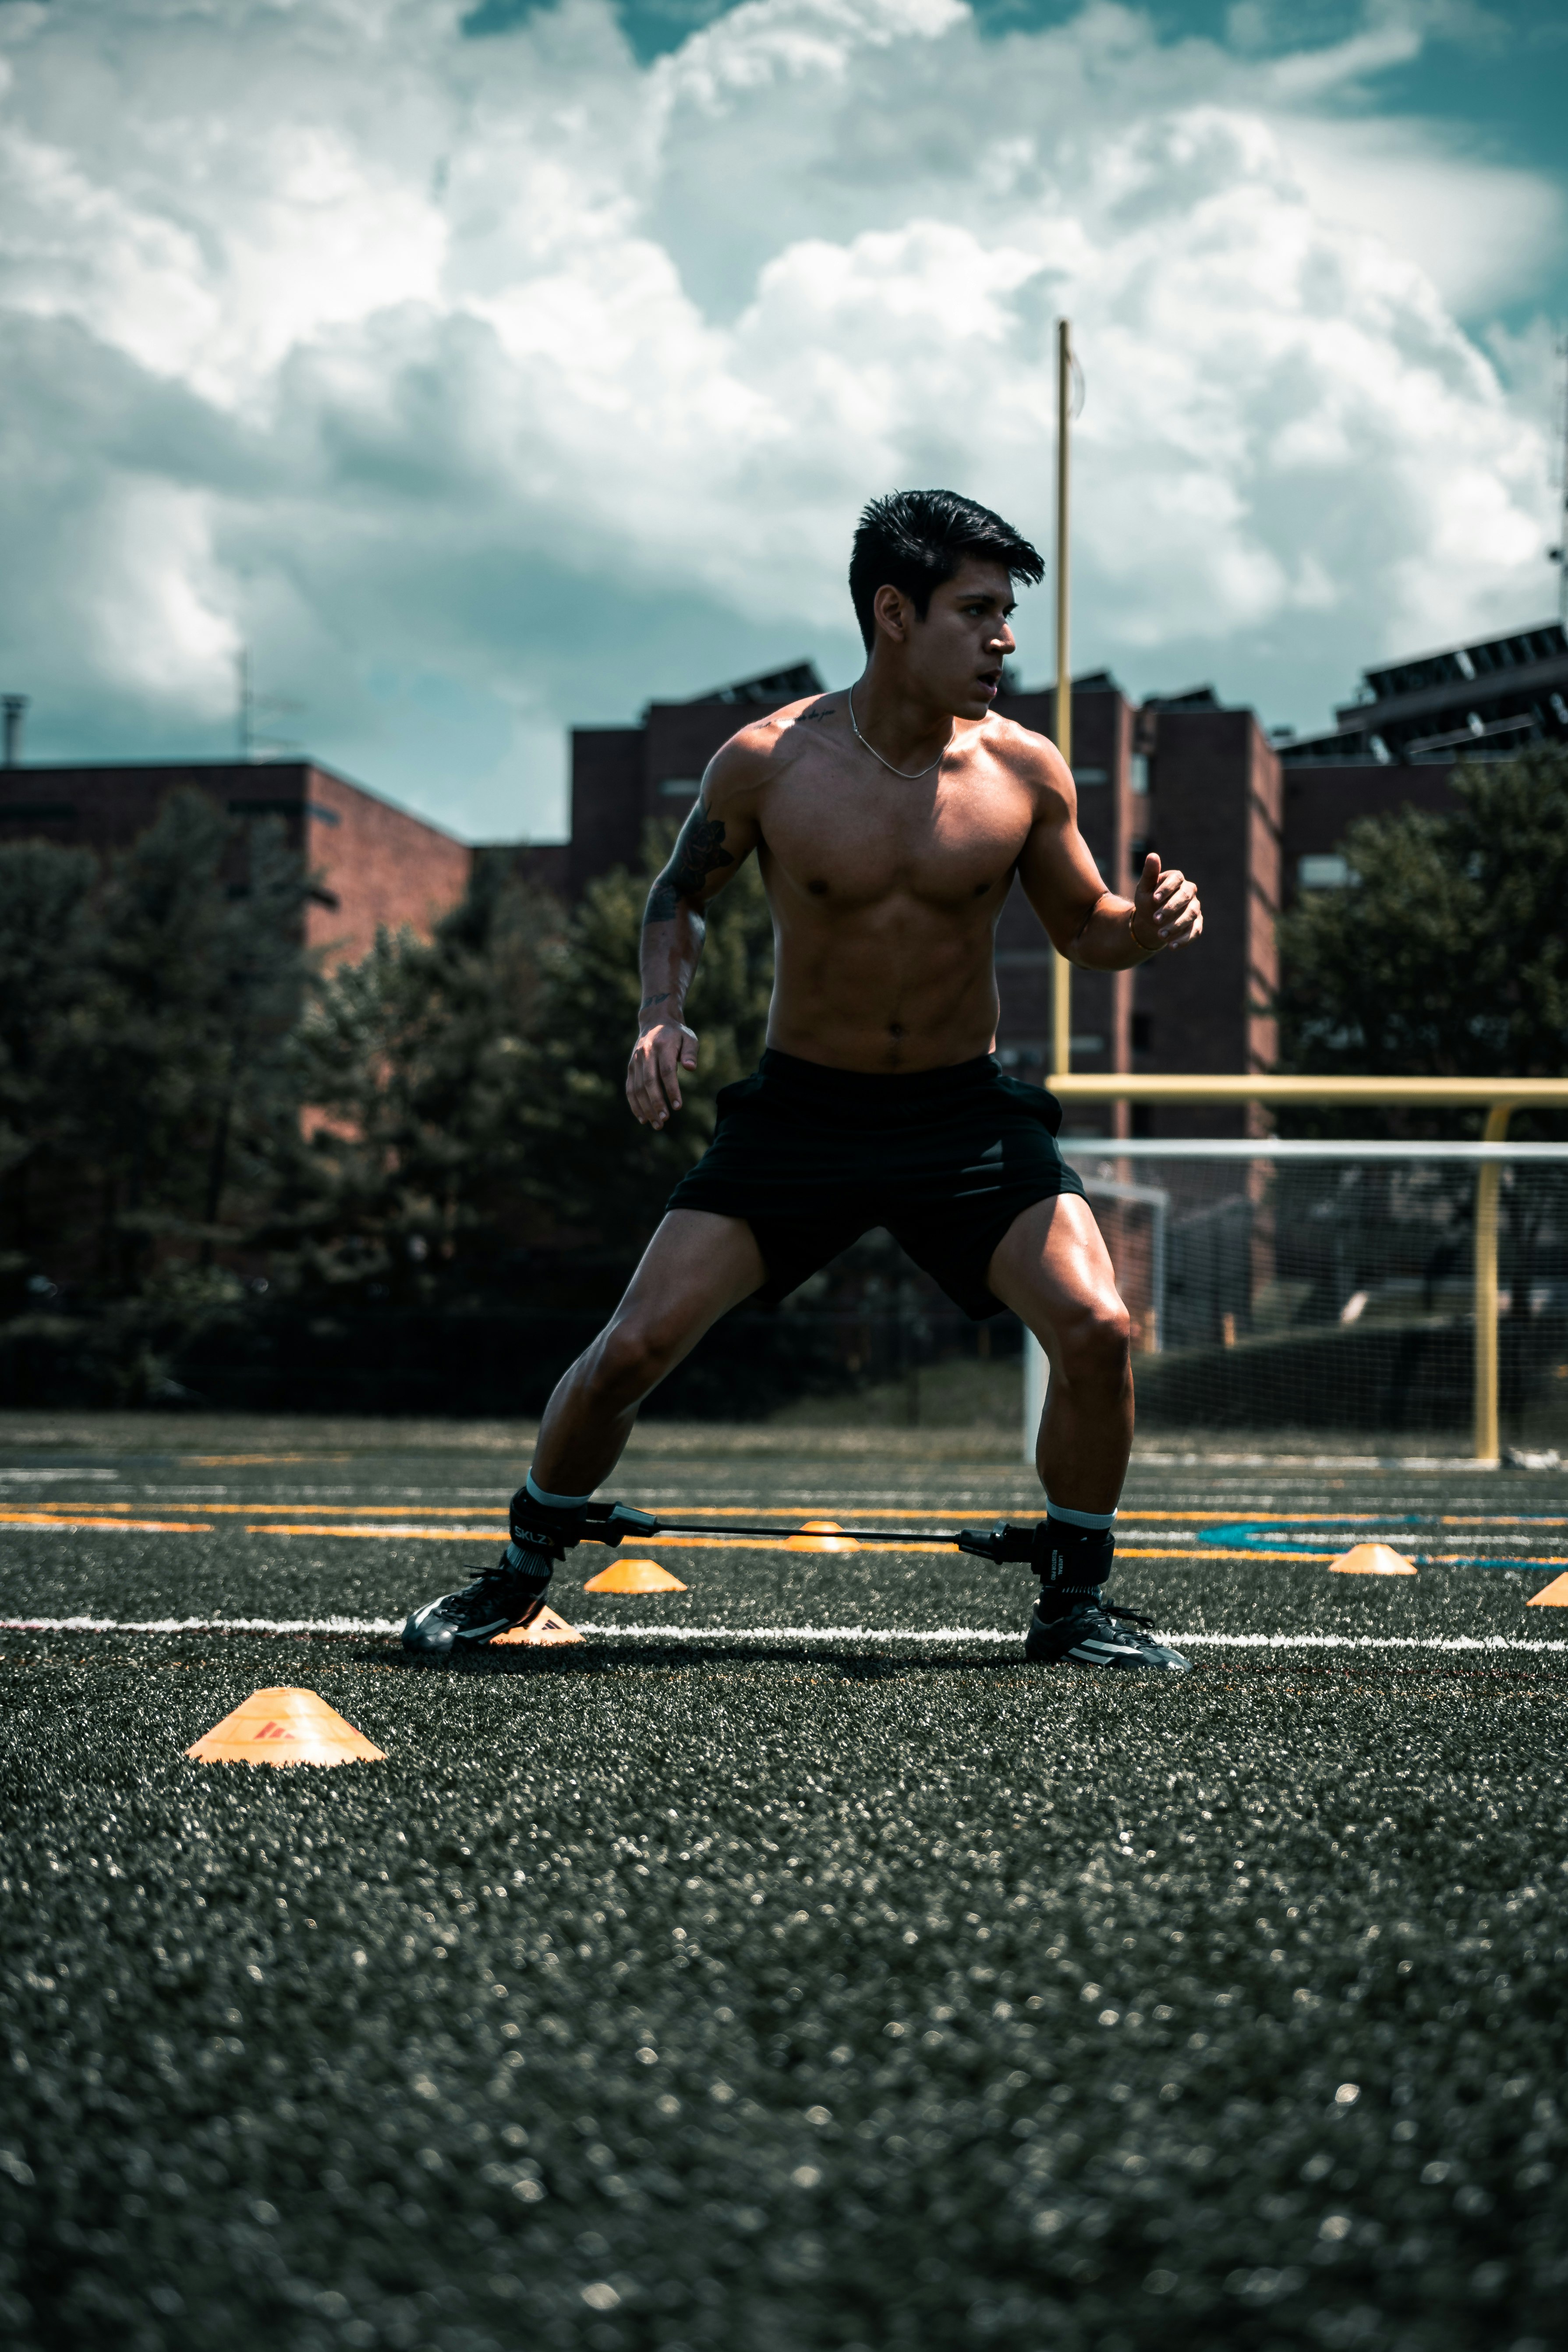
1132, 852, 1202, 953
627, 1018, 700, 1129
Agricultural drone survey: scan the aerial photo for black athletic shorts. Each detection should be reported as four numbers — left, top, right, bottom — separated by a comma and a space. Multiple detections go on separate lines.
664, 1048, 1085, 1321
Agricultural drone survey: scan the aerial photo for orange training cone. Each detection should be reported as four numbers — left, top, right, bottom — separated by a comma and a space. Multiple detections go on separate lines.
785, 1519, 860, 1551
187, 1686, 386, 1765
490, 1601, 584, 1647
1526, 1572, 1568, 1607
1329, 1542, 1417, 1576
583, 1558, 687, 1594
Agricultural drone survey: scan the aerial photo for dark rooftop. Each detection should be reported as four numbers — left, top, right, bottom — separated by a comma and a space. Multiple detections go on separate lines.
683, 662, 825, 709
1141, 685, 1221, 712
1359, 621, 1566, 706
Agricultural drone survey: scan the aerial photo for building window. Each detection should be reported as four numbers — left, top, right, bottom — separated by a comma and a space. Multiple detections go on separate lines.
1131, 1013, 1152, 1052
1129, 754, 1150, 796
1075, 765, 1108, 785
1299, 853, 1353, 890
658, 777, 701, 799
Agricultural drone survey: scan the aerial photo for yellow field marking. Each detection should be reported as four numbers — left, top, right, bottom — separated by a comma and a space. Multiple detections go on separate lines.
644, 1507, 1402, 1524
1441, 1515, 1568, 1527
190, 1502, 505, 1518
1119, 1546, 1336, 1562
238, 1526, 957, 1550
8, 1500, 507, 1518
248, 1524, 506, 1541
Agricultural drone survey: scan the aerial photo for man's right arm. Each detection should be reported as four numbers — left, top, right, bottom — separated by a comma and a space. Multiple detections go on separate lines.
626, 742, 763, 1130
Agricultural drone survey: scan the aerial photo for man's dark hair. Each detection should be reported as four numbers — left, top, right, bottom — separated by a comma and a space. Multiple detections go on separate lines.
849, 489, 1044, 650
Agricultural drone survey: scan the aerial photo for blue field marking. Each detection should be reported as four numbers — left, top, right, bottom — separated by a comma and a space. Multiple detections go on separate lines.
1197, 1520, 1562, 1569
1199, 1520, 1411, 1551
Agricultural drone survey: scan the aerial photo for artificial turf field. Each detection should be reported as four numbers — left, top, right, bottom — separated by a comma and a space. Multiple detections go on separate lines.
1, 1415, 1565, 2352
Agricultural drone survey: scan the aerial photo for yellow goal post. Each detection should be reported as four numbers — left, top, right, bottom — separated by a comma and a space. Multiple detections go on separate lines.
1037, 1075, 1568, 1465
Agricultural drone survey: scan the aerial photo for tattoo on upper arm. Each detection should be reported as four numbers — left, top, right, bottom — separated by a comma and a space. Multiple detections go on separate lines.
643, 811, 735, 927
672, 813, 735, 893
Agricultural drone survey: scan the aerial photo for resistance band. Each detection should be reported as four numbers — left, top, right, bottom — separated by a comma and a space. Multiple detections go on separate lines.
563, 1501, 1049, 1569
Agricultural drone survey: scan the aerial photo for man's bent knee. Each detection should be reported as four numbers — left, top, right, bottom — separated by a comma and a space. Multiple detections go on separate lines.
583, 1314, 685, 1406
1053, 1296, 1132, 1392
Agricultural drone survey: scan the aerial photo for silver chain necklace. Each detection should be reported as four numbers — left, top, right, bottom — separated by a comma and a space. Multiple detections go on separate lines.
847, 684, 953, 780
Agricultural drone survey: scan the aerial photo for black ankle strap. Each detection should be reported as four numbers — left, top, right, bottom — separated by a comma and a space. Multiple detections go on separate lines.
509, 1491, 658, 1550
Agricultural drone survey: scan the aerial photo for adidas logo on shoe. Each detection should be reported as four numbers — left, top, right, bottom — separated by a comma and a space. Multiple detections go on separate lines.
1025, 1597, 1191, 1674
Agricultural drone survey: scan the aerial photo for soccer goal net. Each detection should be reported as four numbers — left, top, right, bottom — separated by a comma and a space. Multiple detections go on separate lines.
1049, 1139, 1568, 1450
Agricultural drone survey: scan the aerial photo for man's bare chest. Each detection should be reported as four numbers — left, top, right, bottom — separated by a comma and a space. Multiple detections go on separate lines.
756, 762, 1034, 912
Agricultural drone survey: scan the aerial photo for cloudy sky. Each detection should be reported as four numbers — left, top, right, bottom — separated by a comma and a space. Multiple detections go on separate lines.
2, 0, 1564, 841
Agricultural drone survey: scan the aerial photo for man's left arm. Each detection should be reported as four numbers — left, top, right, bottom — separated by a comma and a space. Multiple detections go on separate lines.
1014, 741, 1202, 967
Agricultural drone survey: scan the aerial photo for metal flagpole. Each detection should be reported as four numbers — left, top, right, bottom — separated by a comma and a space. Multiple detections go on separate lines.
1026, 321, 1077, 1461
1553, 327, 1568, 627
1052, 317, 1073, 1083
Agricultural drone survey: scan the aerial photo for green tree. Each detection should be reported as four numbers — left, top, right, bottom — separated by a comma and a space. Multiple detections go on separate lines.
78, 792, 314, 1286
294, 857, 561, 1281
526, 822, 775, 1242
0, 839, 98, 1269
1277, 747, 1568, 1127
0, 793, 314, 1294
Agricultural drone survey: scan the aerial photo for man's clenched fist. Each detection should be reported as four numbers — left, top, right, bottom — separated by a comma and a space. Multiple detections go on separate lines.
1130, 852, 1202, 953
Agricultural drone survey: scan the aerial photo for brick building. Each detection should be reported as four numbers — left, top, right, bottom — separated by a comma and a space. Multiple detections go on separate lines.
522, 662, 825, 899
1275, 620, 1567, 904
0, 760, 471, 964
1284, 620, 1568, 772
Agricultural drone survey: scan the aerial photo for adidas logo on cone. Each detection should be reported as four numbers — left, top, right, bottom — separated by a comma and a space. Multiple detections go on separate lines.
490, 1603, 584, 1647
186, 1687, 386, 1765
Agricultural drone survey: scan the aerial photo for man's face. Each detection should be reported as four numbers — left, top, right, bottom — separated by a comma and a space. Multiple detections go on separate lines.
900, 558, 1018, 718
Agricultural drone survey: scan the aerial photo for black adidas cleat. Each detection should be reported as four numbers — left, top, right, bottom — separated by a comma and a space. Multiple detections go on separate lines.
403, 1487, 660, 1655
403, 1541, 556, 1658
1025, 1596, 1192, 1674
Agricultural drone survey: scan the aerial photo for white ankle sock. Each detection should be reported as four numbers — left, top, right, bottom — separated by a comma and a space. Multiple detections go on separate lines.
525, 1472, 594, 1510
1044, 1498, 1117, 1531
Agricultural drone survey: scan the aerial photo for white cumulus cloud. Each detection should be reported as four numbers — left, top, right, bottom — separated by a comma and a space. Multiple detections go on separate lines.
0, 0, 1558, 838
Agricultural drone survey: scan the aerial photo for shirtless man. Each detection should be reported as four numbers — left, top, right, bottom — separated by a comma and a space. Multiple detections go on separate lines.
404, 489, 1203, 1669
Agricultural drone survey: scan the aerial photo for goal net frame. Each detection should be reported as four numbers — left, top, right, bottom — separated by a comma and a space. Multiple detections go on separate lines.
1022, 1076, 1568, 1464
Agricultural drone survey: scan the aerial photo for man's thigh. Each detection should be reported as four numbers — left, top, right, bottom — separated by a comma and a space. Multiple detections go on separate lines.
606, 1209, 768, 1365
985, 1193, 1125, 1357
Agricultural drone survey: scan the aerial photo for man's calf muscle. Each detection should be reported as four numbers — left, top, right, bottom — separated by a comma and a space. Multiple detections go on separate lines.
530, 1212, 766, 1496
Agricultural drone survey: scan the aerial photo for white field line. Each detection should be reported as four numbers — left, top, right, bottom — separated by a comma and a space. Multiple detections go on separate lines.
0, 1617, 1564, 1653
